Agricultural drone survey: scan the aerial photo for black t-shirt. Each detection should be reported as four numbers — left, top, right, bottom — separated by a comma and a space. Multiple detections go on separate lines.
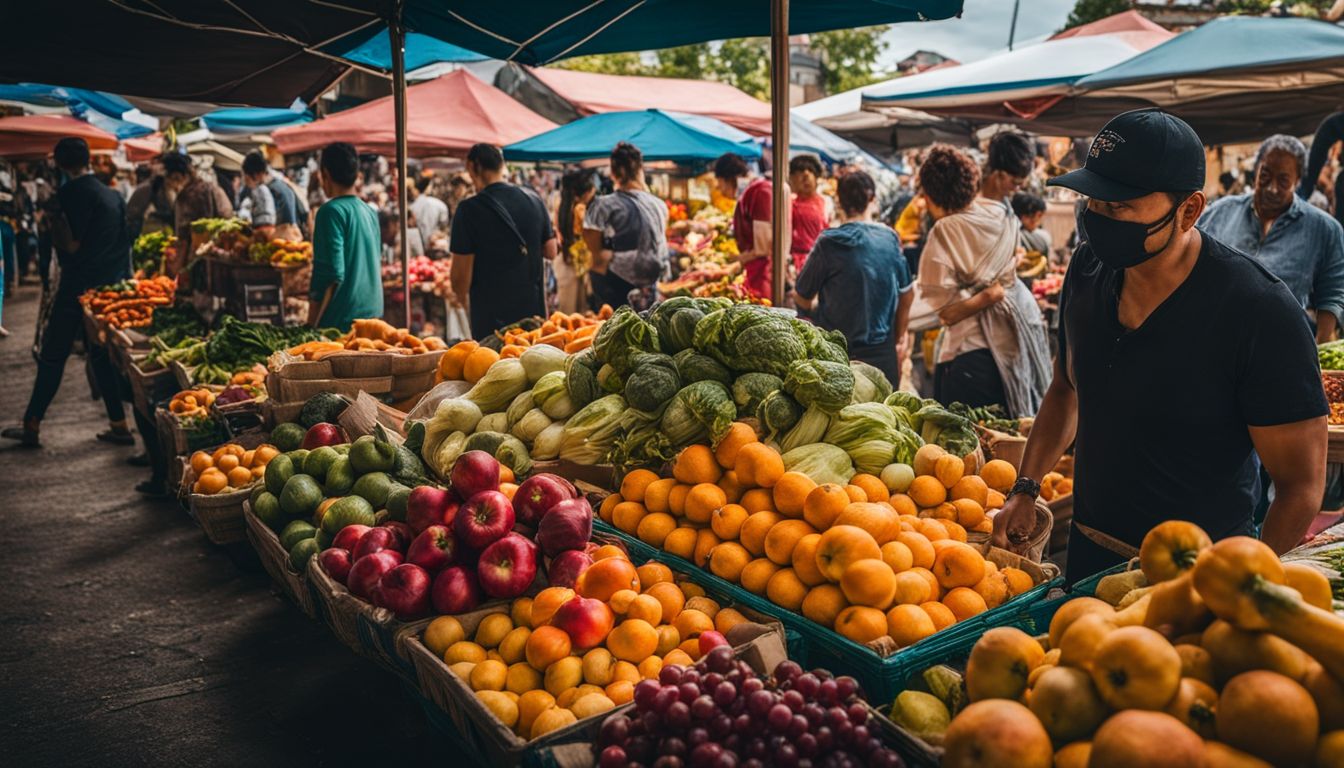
1059, 230, 1327, 546
57, 175, 131, 297
449, 182, 554, 338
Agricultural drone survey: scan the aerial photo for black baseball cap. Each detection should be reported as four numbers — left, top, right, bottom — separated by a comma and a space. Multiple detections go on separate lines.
1048, 108, 1205, 202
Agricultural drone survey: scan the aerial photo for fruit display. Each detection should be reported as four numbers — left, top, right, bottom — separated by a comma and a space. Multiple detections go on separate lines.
132, 230, 176, 277
594, 645, 909, 768
1031, 271, 1064, 305
149, 316, 337, 384
492, 309, 612, 359
169, 387, 217, 419
189, 442, 279, 495
383, 255, 452, 296
1283, 520, 1344, 610
79, 275, 176, 329
601, 432, 1040, 654
283, 317, 447, 360
924, 519, 1344, 768
191, 217, 250, 259
248, 238, 313, 266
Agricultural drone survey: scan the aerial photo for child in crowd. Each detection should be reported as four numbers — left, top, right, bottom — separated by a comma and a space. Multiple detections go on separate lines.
1011, 192, 1051, 257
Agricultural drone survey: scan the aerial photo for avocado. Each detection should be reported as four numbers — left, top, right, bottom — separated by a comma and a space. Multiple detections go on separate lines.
288, 537, 320, 572
302, 446, 339, 483
264, 454, 294, 496
270, 422, 306, 452
279, 474, 323, 519
252, 491, 284, 531
299, 392, 349, 429
279, 519, 317, 550
351, 471, 393, 509
323, 454, 355, 495
320, 495, 376, 536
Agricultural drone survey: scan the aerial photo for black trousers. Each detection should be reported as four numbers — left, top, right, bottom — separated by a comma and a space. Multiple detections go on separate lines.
1062, 525, 1127, 587
26, 295, 124, 424
588, 269, 636, 310
934, 348, 1007, 410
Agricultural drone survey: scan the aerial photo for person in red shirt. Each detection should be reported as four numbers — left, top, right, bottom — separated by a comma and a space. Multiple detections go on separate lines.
713, 153, 775, 301
788, 154, 828, 274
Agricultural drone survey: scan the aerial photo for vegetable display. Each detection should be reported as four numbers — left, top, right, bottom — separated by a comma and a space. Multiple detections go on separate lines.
80, 275, 176, 329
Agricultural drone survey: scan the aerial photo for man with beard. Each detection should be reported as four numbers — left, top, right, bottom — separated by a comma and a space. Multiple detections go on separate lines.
1201, 134, 1344, 342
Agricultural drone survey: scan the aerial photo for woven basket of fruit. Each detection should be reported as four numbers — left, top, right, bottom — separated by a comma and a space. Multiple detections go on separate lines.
243, 501, 316, 618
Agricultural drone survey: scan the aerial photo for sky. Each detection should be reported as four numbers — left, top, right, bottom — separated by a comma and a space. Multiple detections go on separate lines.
879, 0, 1078, 66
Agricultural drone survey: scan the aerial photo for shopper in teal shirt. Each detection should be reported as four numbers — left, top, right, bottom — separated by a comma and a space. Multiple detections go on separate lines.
309, 142, 382, 329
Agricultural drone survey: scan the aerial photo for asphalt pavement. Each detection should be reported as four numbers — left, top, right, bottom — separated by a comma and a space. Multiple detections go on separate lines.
0, 284, 442, 766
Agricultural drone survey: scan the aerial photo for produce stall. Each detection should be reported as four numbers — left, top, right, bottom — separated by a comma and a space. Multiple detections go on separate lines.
189, 217, 314, 325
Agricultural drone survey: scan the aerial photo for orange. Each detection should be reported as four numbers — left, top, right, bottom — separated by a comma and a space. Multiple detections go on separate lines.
979, 460, 1017, 493
942, 520, 968, 543
605, 680, 635, 705
661, 649, 693, 667
920, 601, 957, 631
834, 502, 901, 544
577, 558, 640, 601
986, 489, 1006, 510
714, 422, 758, 470
692, 529, 721, 568
889, 493, 919, 518
238, 449, 256, 468
643, 478, 678, 514
440, 339, 479, 380
530, 587, 576, 627
662, 527, 698, 560
892, 570, 933, 605
685, 483, 728, 525
499, 482, 518, 501
897, 531, 936, 569
973, 572, 1009, 609
764, 519, 817, 565
226, 466, 253, 487
933, 544, 985, 590
644, 582, 686, 623
850, 473, 890, 503
668, 484, 692, 517
189, 450, 213, 474
840, 559, 898, 609
908, 476, 947, 508
1002, 567, 1034, 597
927, 502, 957, 521
844, 485, 868, 503
627, 594, 663, 625
933, 454, 965, 489
740, 558, 781, 594
637, 655, 663, 680
463, 346, 500, 383
636, 562, 673, 588
676, 638, 703, 661
607, 619, 658, 663
215, 453, 241, 473
714, 608, 750, 635
773, 471, 818, 518
684, 597, 720, 618
599, 494, 622, 524
803, 484, 849, 530
815, 525, 882, 582
672, 608, 714, 640
212, 443, 244, 463
499, 466, 515, 485
636, 512, 677, 547
972, 519, 994, 534
917, 517, 950, 541
655, 624, 681, 656
740, 488, 777, 515
735, 443, 784, 488
886, 604, 937, 647
195, 468, 228, 494
911, 567, 942, 602
766, 568, 809, 611
511, 598, 534, 629
718, 470, 747, 504
791, 533, 828, 586
834, 606, 888, 644
802, 584, 849, 628
672, 445, 722, 485
608, 589, 638, 615
950, 475, 989, 507
942, 586, 988, 621
739, 511, 783, 556
590, 544, 628, 562
612, 501, 646, 534
524, 625, 572, 669
708, 542, 751, 582
620, 469, 660, 503
711, 503, 749, 540
612, 660, 641, 684
880, 541, 914, 573
253, 444, 279, 465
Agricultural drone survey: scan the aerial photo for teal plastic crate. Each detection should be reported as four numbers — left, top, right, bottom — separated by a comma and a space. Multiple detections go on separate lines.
594, 520, 1061, 702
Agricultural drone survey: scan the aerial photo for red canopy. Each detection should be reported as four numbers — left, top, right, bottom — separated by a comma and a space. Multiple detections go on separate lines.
122, 133, 164, 163
0, 114, 118, 159
1049, 10, 1173, 49
273, 70, 557, 158
527, 67, 773, 136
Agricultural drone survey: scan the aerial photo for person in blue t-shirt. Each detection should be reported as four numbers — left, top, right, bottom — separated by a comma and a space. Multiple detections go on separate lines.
792, 170, 914, 386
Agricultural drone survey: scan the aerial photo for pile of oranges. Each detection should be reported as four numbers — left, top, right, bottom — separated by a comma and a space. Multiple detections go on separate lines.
598, 422, 1039, 651
420, 547, 754, 741
189, 442, 279, 495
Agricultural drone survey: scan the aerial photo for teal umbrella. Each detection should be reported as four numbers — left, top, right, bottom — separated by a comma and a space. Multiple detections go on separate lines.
504, 109, 760, 164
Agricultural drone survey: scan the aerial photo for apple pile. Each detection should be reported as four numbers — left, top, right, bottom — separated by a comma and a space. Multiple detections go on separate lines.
595, 647, 907, 768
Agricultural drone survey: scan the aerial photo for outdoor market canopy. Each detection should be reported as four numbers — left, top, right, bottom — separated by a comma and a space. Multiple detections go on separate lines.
503, 109, 760, 164
782, 115, 870, 166
272, 70, 557, 158
0, 83, 156, 139
792, 90, 974, 157
0, 114, 119, 158
200, 105, 313, 135
324, 28, 488, 71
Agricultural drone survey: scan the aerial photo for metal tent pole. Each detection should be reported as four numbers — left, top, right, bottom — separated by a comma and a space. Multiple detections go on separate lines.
770, 0, 791, 306
391, 10, 411, 329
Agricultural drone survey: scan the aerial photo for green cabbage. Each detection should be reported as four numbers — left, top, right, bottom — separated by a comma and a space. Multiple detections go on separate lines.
693, 304, 807, 378
511, 408, 553, 444
532, 371, 576, 420
597, 363, 626, 394
559, 394, 627, 465
783, 359, 854, 413
593, 306, 660, 376
916, 404, 980, 457
732, 372, 783, 414
565, 348, 601, 408
673, 348, 732, 386
780, 404, 833, 453
651, 296, 732, 353
894, 424, 924, 465
847, 439, 897, 476
532, 421, 566, 460
824, 402, 899, 451
850, 361, 893, 403
624, 353, 682, 412
519, 344, 567, 383
431, 398, 482, 434
781, 443, 855, 486
610, 405, 677, 473
756, 390, 802, 441
660, 380, 737, 447
463, 358, 529, 414
793, 320, 849, 366
506, 390, 535, 427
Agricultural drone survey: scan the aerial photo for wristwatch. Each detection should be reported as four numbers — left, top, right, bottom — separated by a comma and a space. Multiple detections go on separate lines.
1007, 476, 1042, 501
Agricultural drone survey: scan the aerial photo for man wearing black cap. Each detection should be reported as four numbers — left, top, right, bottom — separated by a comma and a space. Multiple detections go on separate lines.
991, 109, 1328, 582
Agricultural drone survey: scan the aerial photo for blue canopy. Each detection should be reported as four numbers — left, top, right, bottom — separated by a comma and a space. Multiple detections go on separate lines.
0, 83, 153, 139
201, 105, 312, 135
325, 28, 488, 71
781, 116, 867, 166
504, 109, 760, 164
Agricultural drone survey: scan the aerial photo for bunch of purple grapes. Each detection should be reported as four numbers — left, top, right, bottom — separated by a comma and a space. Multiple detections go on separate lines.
595, 645, 906, 768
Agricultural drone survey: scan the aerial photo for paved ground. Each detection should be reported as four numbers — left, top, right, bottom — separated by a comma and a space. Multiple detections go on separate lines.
0, 284, 442, 766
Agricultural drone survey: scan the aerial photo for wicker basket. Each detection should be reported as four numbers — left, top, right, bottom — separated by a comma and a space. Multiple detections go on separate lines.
181, 432, 271, 545
389, 348, 445, 375
306, 555, 396, 656
155, 407, 225, 459
243, 502, 315, 618
965, 499, 1053, 561
129, 362, 176, 418
327, 351, 395, 378
977, 425, 1027, 470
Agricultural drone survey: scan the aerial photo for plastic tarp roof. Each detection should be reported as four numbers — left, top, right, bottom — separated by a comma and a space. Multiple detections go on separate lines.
503, 109, 760, 163
324, 29, 488, 70
0, 83, 156, 139
0, 114, 119, 158
272, 70, 557, 158
776, 115, 868, 166
201, 105, 312, 135
793, 88, 973, 155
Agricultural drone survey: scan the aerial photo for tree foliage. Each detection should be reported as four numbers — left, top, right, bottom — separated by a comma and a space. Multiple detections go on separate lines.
810, 26, 890, 94
1061, 0, 1132, 30
552, 52, 649, 76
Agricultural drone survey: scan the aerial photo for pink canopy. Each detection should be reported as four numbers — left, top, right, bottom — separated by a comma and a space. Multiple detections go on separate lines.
527, 67, 773, 136
122, 133, 164, 163
1049, 10, 1173, 49
0, 114, 118, 158
272, 70, 557, 158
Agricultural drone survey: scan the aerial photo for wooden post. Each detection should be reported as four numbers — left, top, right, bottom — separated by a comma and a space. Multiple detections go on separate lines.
770, 0, 791, 305
391, 11, 411, 329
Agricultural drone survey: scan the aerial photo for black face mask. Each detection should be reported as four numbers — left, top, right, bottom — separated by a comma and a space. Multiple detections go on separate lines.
1082, 200, 1183, 270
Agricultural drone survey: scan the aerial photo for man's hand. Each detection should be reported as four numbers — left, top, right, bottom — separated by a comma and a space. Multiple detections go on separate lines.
990, 493, 1037, 554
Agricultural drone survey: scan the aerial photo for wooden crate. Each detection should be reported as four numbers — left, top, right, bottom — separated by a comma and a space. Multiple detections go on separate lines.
243, 502, 316, 618
129, 362, 177, 418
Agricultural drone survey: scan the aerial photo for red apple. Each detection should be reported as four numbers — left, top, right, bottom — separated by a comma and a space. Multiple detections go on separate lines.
450, 450, 501, 500
406, 525, 459, 572
536, 497, 593, 557
302, 422, 347, 449
379, 522, 414, 552
347, 550, 402, 599
514, 473, 578, 527
440, 497, 460, 528
454, 490, 515, 550
698, 631, 729, 656
549, 595, 615, 650
431, 565, 482, 615
371, 563, 432, 619
407, 485, 455, 534
477, 533, 538, 599
317, 547, 353, 585
331, 524, 372, 552
352, 527, 400, 561
547, 549, 593, 589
